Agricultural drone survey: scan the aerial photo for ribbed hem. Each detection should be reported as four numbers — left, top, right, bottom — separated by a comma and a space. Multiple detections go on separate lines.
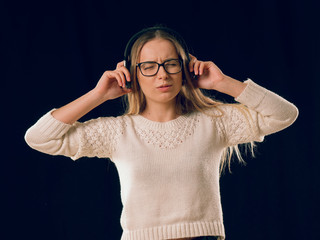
36, 109, 72, 139
25, 109, 73, 145
121, 221, 225, 240
235, 79, 268, 110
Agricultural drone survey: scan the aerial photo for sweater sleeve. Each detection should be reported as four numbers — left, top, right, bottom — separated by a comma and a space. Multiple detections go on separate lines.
24, 109, 125, 160
216, 79, 299, 146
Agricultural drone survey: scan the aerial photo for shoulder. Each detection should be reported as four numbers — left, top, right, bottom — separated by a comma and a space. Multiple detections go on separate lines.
201, 103, 249, 119
200, 103, 254, 132
74, 114, 132, 132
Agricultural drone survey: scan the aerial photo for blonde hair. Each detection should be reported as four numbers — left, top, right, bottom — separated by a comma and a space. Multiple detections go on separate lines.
123, 28, 255, 173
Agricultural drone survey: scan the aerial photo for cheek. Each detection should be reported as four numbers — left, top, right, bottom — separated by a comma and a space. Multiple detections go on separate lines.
174, 73, 183, 86
137, 75, 154, 93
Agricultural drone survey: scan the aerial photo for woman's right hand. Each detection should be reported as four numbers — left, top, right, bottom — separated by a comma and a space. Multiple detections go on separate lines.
94, 61, 132, 101
51, 61, 132, 124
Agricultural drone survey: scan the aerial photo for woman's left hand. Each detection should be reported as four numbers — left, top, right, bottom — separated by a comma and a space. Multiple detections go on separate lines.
189, 54, 247, 98
189, 54, 225, 90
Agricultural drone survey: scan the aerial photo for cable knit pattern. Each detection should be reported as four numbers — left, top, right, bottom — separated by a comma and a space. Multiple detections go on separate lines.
134, 114, 198, 149
209, 105, 262, 146
73, 117, 127, 159
25, 80, 298, 240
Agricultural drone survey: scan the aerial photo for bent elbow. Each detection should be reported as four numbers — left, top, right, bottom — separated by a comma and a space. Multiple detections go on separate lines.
275, 103, 299, 131
258, 103, 299, 137
24, 128, 54, 154
24, 128, 40, 150
286, 103, 299, 126
24, 125, 79, 158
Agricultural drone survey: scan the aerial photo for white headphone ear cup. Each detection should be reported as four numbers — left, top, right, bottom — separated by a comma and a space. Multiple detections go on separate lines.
123, 60, 132, 89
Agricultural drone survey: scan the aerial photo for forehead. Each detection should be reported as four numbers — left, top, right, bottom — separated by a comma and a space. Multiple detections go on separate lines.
139, 38, 179, 61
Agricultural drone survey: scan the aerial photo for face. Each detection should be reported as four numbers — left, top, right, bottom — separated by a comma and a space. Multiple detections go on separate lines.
137, 38, 183, 108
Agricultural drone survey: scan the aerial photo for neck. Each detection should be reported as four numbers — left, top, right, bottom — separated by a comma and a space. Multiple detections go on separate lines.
141, 101, 181, 122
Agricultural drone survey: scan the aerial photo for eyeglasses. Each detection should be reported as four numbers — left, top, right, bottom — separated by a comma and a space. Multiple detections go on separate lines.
136, 59, 182, 77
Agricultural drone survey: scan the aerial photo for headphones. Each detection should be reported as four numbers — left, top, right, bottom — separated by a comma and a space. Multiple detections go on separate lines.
123, 26, 191, 89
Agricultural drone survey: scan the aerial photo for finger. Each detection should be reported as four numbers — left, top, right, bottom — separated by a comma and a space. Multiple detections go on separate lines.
193, 60, 201, 75
189, 53, 196, 60
189, 55, 196, 72
189, 60, 194, 72
119, 66, 131, 82
122, 87, 132, 94
199, 62, 206, 75
115, 70, 126, 88
116, 61, 125, 69
110, 71, 125, 88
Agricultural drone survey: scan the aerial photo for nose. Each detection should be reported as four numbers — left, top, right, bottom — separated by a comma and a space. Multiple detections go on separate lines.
156, 65, 169, 79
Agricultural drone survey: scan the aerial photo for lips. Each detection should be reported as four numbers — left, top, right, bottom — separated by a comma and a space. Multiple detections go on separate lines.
157, 84, 173, 92
157, 84, 172, 88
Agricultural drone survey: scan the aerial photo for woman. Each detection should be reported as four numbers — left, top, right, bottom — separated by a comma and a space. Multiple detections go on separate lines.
25, 26, 298, 240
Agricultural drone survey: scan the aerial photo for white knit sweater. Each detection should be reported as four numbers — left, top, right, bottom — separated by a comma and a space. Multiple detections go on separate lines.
25, 80, 298, 240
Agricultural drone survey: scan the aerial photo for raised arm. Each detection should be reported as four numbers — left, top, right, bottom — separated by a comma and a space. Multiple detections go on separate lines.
188, 54, 247, 98
52, 62, 131, 124
25, 62, 131, 159
189, 54, 298, 144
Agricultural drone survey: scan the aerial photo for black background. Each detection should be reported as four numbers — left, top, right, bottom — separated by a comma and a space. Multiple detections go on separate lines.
1, 0, 319, 239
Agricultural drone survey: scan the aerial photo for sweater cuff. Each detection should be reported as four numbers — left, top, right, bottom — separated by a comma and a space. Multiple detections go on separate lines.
33, 109, 73, 139
235, 79, 268, 109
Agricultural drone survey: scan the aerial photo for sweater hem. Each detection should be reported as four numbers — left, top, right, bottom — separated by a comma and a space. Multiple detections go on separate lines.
120, 221, 225, 240
235, 79, 268, 109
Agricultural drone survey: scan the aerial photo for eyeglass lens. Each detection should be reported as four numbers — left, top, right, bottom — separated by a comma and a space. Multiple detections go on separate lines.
139, 59, 181, 76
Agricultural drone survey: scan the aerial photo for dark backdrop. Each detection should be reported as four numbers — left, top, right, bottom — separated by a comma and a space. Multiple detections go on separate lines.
1, 0, 319, 240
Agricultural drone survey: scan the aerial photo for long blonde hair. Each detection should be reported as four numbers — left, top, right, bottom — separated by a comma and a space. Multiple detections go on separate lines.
123, 28, 255, 173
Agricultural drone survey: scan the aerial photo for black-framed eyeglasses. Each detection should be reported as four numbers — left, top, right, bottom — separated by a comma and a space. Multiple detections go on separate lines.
136, 59, 182, 77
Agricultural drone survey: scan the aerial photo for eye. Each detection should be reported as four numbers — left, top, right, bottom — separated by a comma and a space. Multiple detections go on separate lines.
166, 63, 178, 66
164, 60, 181, 69
144, 65, 156, 70
141, 63, 156, 70
165, 59, 180, 66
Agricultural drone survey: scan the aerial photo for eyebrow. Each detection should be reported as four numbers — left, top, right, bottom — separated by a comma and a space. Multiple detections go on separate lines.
138, 58, 179, 63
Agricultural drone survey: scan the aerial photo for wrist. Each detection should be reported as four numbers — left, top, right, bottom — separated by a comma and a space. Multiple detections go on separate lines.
91, 88, 111, 103
212, 75, 247, 98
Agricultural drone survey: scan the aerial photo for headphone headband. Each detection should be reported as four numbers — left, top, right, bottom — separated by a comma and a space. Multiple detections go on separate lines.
124, 26, 190, 67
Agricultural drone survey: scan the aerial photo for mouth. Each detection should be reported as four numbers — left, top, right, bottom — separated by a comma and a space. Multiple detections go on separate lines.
157, 84, 173, 92
157, 84, 172, 89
